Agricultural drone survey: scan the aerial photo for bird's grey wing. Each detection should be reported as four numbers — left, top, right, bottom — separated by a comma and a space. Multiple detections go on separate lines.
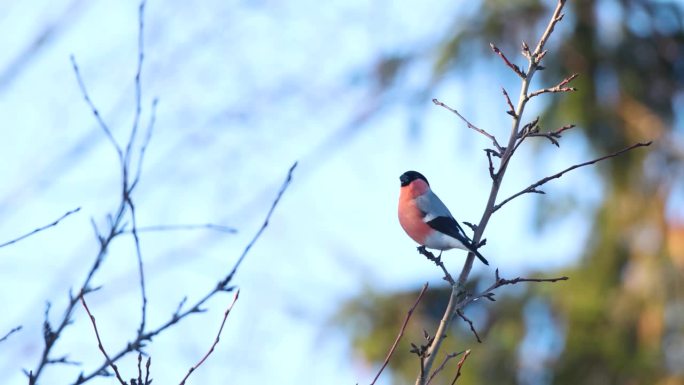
415, 191, 468, 239
414, 190, 453, 220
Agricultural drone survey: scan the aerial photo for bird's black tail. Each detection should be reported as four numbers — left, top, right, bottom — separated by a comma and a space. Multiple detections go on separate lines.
465, 243, 489, 265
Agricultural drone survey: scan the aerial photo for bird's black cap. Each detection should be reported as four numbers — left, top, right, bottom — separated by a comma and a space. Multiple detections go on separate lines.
399, 171, 429, 187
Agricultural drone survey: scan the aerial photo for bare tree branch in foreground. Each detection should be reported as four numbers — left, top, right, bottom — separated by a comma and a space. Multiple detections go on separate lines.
370, 283, 429, 385
0, 326, 22, 344
23, 1, 298, 384
79, 294, 127, 385
72, 162, 297, 384
0, 208, 80, 249
178, 290, 240, 385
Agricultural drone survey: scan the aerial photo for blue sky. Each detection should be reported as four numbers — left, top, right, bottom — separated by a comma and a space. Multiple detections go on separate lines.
0, 1, 621, 384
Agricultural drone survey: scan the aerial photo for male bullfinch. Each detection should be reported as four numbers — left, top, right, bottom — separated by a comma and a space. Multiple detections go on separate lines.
398, 170, 489, 265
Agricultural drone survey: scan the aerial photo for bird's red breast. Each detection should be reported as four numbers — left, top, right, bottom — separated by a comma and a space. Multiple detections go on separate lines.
398, 179, 432, 245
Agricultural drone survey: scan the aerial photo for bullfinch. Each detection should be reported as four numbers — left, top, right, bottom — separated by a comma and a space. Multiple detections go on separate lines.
398, 170, 489, 265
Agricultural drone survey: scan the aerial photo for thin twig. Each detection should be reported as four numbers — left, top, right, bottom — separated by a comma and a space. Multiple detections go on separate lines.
449, 350, 471, 385
433, 98, 503, 153
127, 198, 147, 338
531, 0, 566, 59
133, 223, 237, 234
179, 290, 240, 385
493, 141, 652, 212
0, 208, 81, 248
525, 124, 576, 147
0, 326, 22, 344
490, 43, 525, 78
73, 162, 297, 384
459, 269, 568, 309
425, 351, 465, 385
70, 55, 123, 162
501, 88, 516, 117
123, 0, 147, 173
371, 283, 429, 385
455, 310, 481, 343
417, 247, 455, 285
527, 73, 578, 99
79, 294, 127, 385
122, 0, 150, 342
222, 161, 298, 284
145, 357, 151, 385
131, 98, 158, 190
484, 149, 497, 180
137, 353, 143, 385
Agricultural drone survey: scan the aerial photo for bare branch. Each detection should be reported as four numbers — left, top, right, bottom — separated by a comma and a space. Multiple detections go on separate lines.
131, 98, 159, 190
460, 269, 568, 309
145, 357, 151, 385
123, 0, 147, 172
33, 3, 153, 382
525, 124, 576, 147
70, 55, 123, 162
137, 353, 143, 385
0, 326, 22, 344
426, 351, 465, 385
417, 247, 455, 285
416, 3, 574, 384
0, 207, 80, 249
73, 162, 297, 384
449, 349, 471, 385
371, 283, 429, 385
179, 290, 240, 385
222, 161, 298, 285
433, 98, 503, 154
531, 0, 566, 60
79, 294, 127, 385
456, 310, 481, 343
501, 88, 516, 117
527, 73, 578, 99
485, 149, 497, 179
490, 43, 525, 78
494, 141, 652, 212
126, 197, 147, 338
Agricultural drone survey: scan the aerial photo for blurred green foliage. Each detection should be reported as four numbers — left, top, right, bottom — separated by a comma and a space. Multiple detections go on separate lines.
338, 1, 684, 384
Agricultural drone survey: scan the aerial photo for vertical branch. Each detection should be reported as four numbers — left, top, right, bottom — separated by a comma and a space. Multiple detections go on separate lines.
30, 2, 156, 383
122, 0, 151, 342
70, 56, 123, 162
128, 198, 147, 337
124, 0, 147, 171
415, 2, 568, 384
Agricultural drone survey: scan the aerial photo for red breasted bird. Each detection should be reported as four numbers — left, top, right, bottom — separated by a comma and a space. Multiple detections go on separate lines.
398, 170, 489, 265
